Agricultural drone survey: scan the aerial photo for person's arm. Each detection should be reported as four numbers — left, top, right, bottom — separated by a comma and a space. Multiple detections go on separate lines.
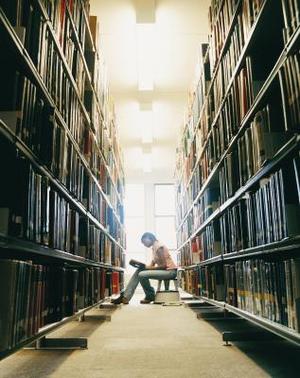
146, 247, 167, 270
145, 259, 155, 269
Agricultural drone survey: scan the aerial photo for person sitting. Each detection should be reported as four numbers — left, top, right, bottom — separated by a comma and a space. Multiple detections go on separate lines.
112, 232, 177, 304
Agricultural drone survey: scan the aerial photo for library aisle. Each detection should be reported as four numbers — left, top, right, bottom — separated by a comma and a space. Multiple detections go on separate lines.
0, 293, 299, 378
1, 0, 300, 375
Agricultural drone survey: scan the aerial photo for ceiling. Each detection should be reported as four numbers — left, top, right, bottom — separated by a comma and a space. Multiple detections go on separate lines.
90, 0, 210, 183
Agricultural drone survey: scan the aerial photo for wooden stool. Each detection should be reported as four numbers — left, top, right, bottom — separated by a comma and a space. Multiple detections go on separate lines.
155, 278, 180, 304
156, 278, 178, 292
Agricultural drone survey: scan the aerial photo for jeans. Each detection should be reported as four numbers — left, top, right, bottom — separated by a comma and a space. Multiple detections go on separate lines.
124, 269, 177, 300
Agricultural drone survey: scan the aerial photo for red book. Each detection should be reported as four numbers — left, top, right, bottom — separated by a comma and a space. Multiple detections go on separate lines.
191, 238, 199, 253
111, 272, 120, 295
59, 0, 66, 46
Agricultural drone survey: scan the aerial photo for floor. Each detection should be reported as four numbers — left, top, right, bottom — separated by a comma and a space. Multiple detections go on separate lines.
0, 293, 299, 378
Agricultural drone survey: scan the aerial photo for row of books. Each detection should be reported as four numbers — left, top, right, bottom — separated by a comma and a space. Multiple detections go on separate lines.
177, 92, 288, 233
199, 220, 221, 260
0, 64, 86, 166
213, 57, 262, 143
280, 50, 300, 132
177, 244, 193, 268
190, 236, 205, 264
242, 1, 265, 40
177, 185, 220, 246
175, 42, 211, 204
24, 0, 87, 102
69, 8, 126, 222
39, 0, 88, 50
176, 2, 286, 222
179, 263, 224, 301
179, 119, 195, 174
175, 43, 212, 209
176, 164, 203, 224
220, 8, 246, 91
237, 109, 286, 185
177, 213, 193, 247
0, 113, 122, 238
178, 267, 201, 297
83, 223, 124, 265
219, 105, 287, 204
87, 177, 108, 226
192, 186, 220, 230
84, 128, 124, 221
225, 258, 300, 330
61, 1, 86, 98
190, 44, 211, 134
176, 154, 209, 228
180, 255, 300, 331
84, 88, 102, 145
68, 0, 89, 47
0, 259, 123, 352
281, 0, 300, 44
176, 57, 257, 222
213, 73, 240, 150
0, 1, 125, 231
1, 1, 121, 183
107, 150, 125, 206
178, 220, 221, 266
220, 163, 300, 253
78, 215, 124, 264
182, 139, 197, 194
0, 86, 125, 242
209, 0, 264, 87
0, 144, 125, 263
0, 4, 126, 360
84, 128, 106, 188
208, 0, 239, 73
88, 16, 112, 129
201, 263, 224, 300
39, 25, 87, 136
216, 17, 266, 120
178, 157, 300, 255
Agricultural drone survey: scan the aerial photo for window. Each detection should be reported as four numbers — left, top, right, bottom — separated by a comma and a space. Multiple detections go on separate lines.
154, 184, 176, 250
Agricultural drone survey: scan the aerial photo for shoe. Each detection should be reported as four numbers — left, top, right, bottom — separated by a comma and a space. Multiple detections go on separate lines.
140, 297, 154, 304
111, 296, 129, 305
122, 297, 129, 304
111, 296, 123, 305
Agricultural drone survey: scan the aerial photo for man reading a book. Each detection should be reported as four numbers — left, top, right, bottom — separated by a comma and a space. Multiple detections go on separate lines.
112, 232, 177, 304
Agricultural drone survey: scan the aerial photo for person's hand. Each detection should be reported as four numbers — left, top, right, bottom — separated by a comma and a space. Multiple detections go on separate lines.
145, 265, 154, 270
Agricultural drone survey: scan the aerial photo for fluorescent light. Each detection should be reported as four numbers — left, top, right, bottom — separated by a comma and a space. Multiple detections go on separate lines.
137, 23, 154, 91
143, 151, 152, 173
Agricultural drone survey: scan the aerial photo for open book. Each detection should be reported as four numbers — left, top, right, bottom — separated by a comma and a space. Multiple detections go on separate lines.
129, 259, 146, 269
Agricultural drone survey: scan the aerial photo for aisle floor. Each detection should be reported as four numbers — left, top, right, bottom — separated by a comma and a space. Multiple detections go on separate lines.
0, 293, 299, 378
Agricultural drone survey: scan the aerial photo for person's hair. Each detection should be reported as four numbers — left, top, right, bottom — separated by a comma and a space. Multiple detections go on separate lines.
141, 232, 157, 243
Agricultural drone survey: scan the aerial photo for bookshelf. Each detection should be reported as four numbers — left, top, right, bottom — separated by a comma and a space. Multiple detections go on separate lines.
0, 0, 126, 358
176, 0, 300, 345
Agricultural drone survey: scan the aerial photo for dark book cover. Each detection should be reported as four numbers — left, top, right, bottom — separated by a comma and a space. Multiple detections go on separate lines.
129, 259, 146, 270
